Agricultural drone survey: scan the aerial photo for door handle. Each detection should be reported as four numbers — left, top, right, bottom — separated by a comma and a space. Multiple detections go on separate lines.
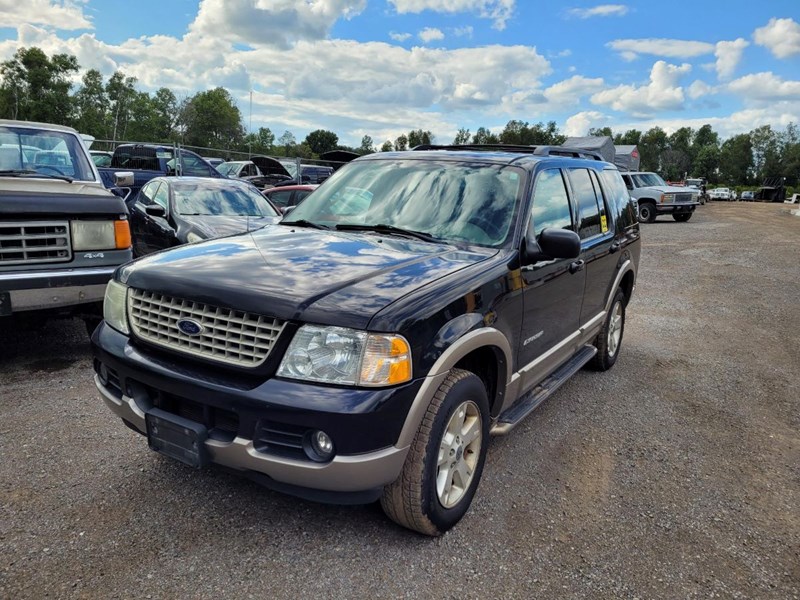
609, 241, 621, 254
569, 259, 585, 274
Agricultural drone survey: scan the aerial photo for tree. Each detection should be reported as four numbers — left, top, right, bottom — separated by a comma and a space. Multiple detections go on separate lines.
0, 46, 78, 124
614, 129, 642, 145
358, 135, 375, 155
74, 69, 107, 137
750, 125, 781, 180
453, 128, 471, 145
638, 127, 669, 172
106, 71, 138, 141
278, 130, 296, 156
380, 140, 393, 152
589, 126, 614, 138
472, 127, 498, 144
151, 88, 179, 141
180, 87, 244, 149
304, 129, 338, 155
394, 134, 408, 151
407, 129, 433, 147
718, 135, 751, 185
243, 127, 275, 155
694, 144, 721, 182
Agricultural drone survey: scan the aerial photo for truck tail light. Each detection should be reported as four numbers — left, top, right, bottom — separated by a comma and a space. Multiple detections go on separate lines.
114, 220, 131, 249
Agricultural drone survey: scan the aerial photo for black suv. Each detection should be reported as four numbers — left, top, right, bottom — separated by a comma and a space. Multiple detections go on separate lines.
92, 145, 641, 535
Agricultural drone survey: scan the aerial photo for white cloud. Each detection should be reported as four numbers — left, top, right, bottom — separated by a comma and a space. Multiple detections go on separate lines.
607, 38, 714, 60
564, 111, 609, 136
544, 75, 605, 105
567, 4, 628, 19
591, 61, 691, 116
0, 0, 92, 30
452, 26, 474, 38
727, 72, 800, 102
715, 38, 749, 80
190, 0, 367, 49
753, 17, 800, 59
390, 32, 412, 42
388, 0, 515, 30
419, 28, 445, 43
611, 108, 800, 139
688, 80, 714, 99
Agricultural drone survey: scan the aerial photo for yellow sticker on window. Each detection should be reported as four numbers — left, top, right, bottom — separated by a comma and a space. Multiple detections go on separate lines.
601, 215, 608, 232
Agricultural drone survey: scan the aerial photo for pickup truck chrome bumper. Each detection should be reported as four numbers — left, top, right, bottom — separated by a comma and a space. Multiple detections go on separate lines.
0, 266, 116, 314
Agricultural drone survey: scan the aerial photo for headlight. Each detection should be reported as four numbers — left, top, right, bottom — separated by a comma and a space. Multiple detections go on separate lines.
103, 280, 129, 334
277, 325, 411, 386
660, 193, 675, 204
71, 220, 131, 251
186, 232, 204, 243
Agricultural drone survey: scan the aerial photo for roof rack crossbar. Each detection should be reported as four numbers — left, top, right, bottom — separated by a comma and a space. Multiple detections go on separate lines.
411, 144, 603, 161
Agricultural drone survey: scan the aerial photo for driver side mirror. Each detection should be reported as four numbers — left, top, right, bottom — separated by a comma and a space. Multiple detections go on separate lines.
524, 228, 581, 264
145, 204, 167, 218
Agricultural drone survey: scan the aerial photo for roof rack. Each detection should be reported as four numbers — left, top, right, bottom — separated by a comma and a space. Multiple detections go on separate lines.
411, 144, 604, 161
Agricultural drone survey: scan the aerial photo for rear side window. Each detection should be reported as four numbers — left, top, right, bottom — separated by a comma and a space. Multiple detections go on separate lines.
567, 168, 610, 239
599, 169, 636, 227
530, 169, 573, 237
267, 190, 293, 208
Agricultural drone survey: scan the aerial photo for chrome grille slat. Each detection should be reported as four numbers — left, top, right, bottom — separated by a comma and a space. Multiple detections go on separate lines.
128, 289, 284, 367
0, 220, 72, 266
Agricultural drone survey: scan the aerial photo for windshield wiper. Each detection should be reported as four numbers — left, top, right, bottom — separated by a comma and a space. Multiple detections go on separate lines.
335, 223, 439, 243
0, 169, 73, 183
281, 219, 331, 230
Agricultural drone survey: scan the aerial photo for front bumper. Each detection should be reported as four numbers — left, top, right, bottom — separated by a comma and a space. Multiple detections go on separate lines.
655, 202, 699, 214
91, 323, 418, 502
0, 265, 117, 314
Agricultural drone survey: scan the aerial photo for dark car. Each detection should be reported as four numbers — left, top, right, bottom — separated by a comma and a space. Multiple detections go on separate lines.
93, 145, 640, 535
90, 150, 113, 167
217, 157, 294, 189
263, 184, 318, 211
278, 160, 334, 185
127, 176, 280, 257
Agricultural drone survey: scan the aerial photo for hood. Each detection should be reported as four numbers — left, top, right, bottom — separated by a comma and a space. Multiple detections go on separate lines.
0, 179, 126, 216
251, 156, 292, 178
179, 214, 279, 240
122, 225, 494, 330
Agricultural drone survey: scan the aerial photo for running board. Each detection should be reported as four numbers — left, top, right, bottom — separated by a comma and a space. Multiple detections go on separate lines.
491, 344, 597, 436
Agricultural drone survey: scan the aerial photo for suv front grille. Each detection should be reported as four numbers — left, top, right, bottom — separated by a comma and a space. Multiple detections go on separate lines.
128, 289, 285, 368
0, 221, 71, 266
675, 192, 694, 203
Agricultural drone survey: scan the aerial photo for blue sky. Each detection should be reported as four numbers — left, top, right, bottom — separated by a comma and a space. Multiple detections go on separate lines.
1, 1, 798, 147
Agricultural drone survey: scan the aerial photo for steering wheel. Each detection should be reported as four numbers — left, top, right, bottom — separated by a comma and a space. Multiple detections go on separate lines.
36, 165, 67, 176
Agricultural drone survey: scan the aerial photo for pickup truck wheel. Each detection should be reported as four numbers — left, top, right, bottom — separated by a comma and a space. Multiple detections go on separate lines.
380, 368, 489, 536
638, 202, 656, 223
673, 213, 692, 222
589, 289, 626, 371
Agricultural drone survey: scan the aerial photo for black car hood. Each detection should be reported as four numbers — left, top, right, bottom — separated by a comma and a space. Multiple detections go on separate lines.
251, 156, 292, 178
179, 215, 279, 240
123, 225, 495, 329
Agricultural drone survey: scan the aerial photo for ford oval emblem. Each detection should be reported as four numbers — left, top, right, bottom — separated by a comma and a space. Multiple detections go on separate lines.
177, 318, 203, 337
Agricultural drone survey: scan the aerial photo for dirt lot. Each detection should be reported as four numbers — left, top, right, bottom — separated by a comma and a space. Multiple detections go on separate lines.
1, 202, 798, 599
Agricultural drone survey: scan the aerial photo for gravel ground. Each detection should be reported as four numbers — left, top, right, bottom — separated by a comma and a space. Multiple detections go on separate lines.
1, 202, 798, 599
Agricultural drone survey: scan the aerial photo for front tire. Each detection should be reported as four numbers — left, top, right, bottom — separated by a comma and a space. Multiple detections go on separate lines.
673, 213, 692, 222
381, 369, 490, 536
589, 289, 626, 371
638, 202, 656, 223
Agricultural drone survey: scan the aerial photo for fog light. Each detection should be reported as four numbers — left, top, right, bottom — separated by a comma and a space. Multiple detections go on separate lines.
306, 430, 335, 462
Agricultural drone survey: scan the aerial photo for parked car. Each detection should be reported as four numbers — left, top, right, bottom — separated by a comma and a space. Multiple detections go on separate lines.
97, 144, 224, 198
278, 159, 334, 185
203, 157, 225, 168
684, 178, 708, 204
709, 187, 732, 201
263, 184, 318, 211
217, 157, 294, 189
620, 171, 699, 222
92, 144, 641, 535
740, 190, 755, 201
0, 119, 133, 335
785, 193, 800, 204
127, 176, 280, 257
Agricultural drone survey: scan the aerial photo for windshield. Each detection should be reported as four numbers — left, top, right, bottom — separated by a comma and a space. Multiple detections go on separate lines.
632, 173, 667, 187
285, 159, 524, 247
0, 126, 95, 181
173, 183, 279, 217
216, 162, 241, 177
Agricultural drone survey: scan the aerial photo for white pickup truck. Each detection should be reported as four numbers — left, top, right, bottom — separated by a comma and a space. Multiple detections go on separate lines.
621, 171, 700, 223
709, 187, 733, 201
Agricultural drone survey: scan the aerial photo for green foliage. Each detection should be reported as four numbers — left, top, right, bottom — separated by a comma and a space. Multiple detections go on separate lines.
407, 129, 433, 147
718, 135, 751, 185
472, 127, 498, 144
180, 87, 244, 149
304, 129, 339, 155
380, 140, 393, 152
638, 127, 669, 172
243, 127, 275, 155
358, 135, 375, 155
394, 134, 408, 151
453, 128, 471, 145
500, 120, 565, 145
0, 47, 78, 124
